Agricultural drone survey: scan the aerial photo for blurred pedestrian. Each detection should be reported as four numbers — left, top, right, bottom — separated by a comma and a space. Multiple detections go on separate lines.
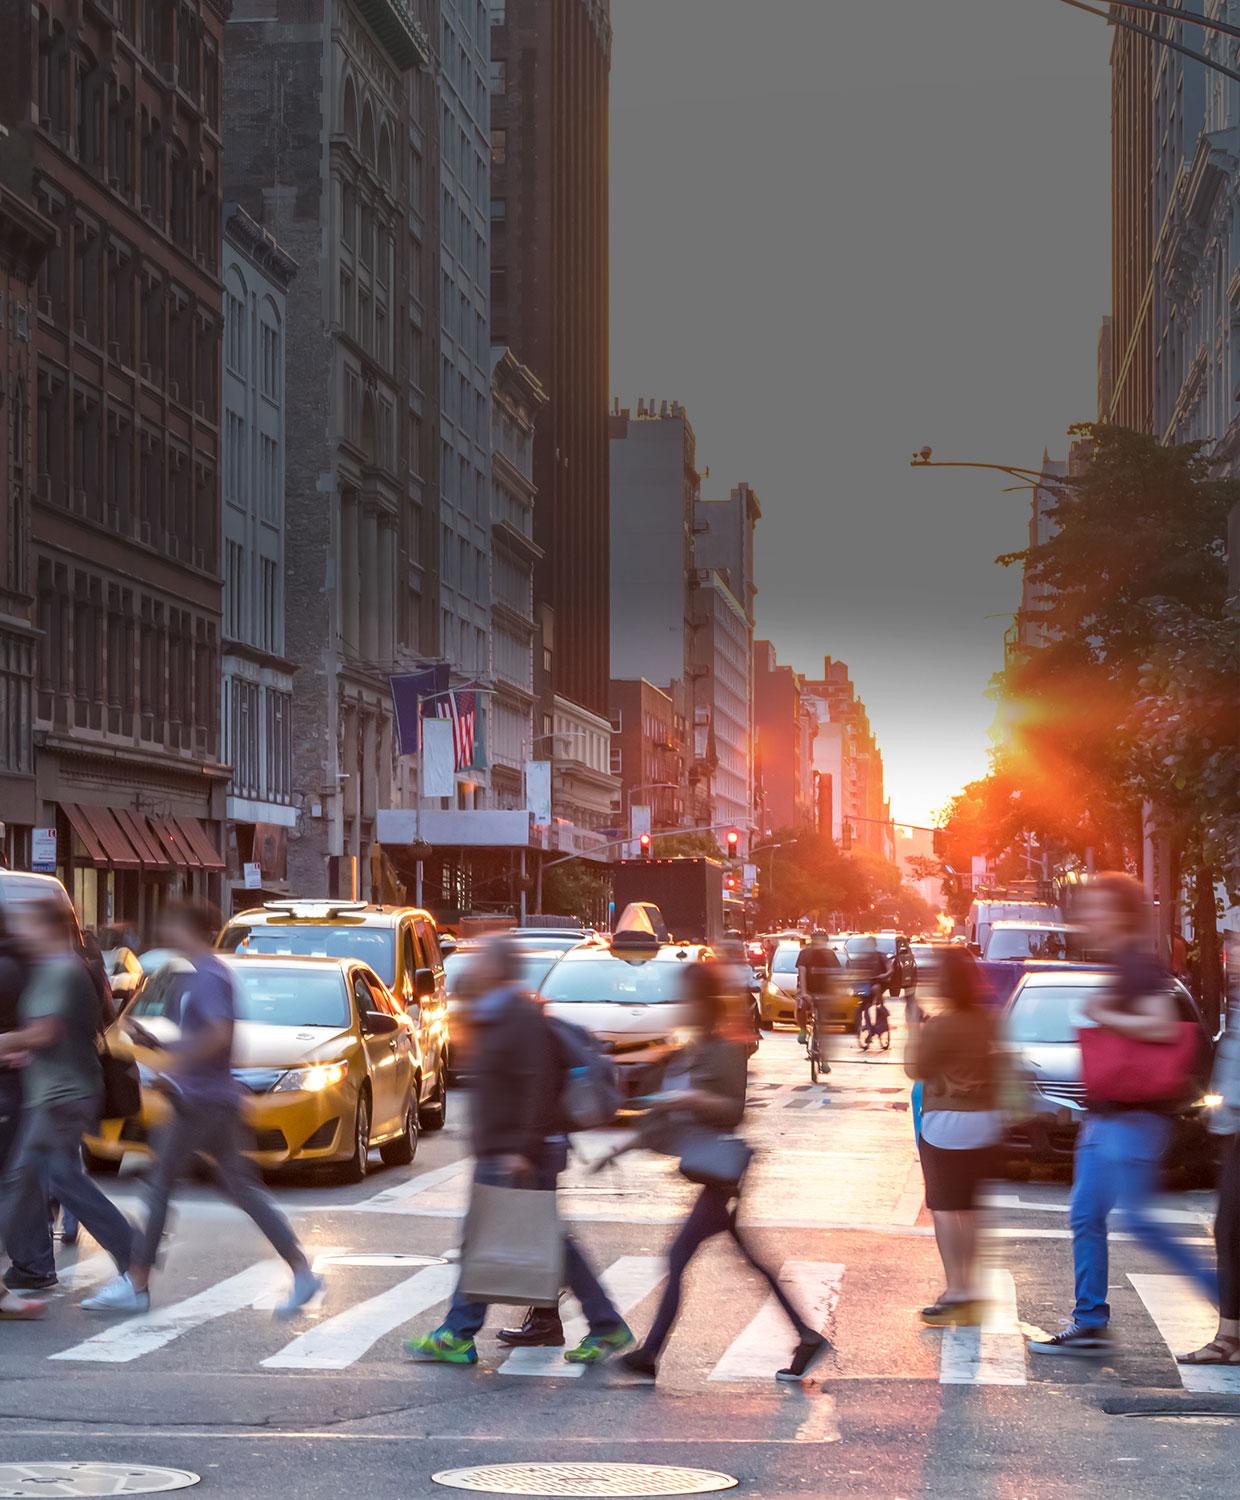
1031, 873, 1216, 1357
614, 962, 827, 1382
1177, 939, 1240, 1368
81, 900, 320, 1319
904, 946, 999, 1323
717, 930, 761, 1044
407, 935, 632, 1366
849, 933, 887, 1042
0, 900, 134, 1318
796, 930, 841, 1067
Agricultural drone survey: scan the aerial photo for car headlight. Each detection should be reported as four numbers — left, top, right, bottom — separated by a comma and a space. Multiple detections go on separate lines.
272, 1062, 348, 1094
670, 1027, 696, 1049
1199, 1092, 1224, 1110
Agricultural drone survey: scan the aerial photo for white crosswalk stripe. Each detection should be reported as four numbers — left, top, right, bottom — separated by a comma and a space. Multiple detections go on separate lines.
1128, 1274, 1240, 1395
499, 1256, 667, 1378
50, 1260, 288, 1364
709, 1261, 844, 1382
263, 1262, 459, 1370
939, 1269, 1026, 1386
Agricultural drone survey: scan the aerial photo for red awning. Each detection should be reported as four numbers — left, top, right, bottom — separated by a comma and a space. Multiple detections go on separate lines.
61, 803, 109, 867
149, 818, 201, 870
112, 809, 172, 872
79, 805, 142, 872
173, 816, 226, 873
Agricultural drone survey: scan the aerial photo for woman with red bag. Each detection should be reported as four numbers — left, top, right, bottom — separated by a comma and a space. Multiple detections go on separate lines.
1030, 874, 1216, 1357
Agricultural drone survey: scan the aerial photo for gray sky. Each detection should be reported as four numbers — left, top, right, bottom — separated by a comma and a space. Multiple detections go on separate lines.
610, 0, 1111, 826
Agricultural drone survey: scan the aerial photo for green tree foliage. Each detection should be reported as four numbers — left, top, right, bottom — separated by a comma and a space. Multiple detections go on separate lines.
540, 863, 609, 925
754, 831, 933, 931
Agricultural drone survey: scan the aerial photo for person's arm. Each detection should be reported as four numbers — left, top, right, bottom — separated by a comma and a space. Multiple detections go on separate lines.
0, 1014, 60, 1057
1082, 988, 1179, 1042
904, 1013, 945, 1082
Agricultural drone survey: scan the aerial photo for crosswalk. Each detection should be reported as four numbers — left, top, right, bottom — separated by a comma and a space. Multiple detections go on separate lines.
24, 1251, 1238, 1395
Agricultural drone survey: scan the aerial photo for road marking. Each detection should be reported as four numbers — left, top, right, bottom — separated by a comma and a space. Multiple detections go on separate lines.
709, 1261, 844, 1382
939, 1269, 1026, 1385
986, 1193, 1209, 1226
50, 1260, 287, 1364
1128, 1274, 1240, 1395
499, 1256, 666, 1378
262, 1262, 459, 1370
349, 1161, 470, 1215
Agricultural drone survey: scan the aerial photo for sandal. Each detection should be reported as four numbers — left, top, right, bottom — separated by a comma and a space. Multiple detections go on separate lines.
1176, 1338, 1240, 1366
921, 1298, 980, 1327
0, 1290, 47, 1320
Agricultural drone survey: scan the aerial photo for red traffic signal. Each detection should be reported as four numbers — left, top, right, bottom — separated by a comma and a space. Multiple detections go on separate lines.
726, 829, 739, 857
638, 832, 652, 858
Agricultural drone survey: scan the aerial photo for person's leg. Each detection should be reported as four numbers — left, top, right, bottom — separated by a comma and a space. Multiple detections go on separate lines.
41, 1103, 133, 1273
203, 1108, 307, 1270
563, 1232, 622, 1335
956, 1211, 984, 1300
130, 1109, 201, 1283
1114, 1113, 1217, 1305
1216, 1134, 1240, 1331
1069, 1115, 1117, 1327
930, 1210, 967, 1300
0, 1109, 56, 1287
728, 1211, 816, 1342
641, 1186, 731, 1359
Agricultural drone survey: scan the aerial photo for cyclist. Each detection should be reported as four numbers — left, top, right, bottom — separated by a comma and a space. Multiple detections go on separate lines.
795, 932, 840, 1071
849, 934, 888, 1046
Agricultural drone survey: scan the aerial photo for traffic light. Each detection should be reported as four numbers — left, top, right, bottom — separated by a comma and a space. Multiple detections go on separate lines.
639, 832, 651, 859
726, 829, 739, 859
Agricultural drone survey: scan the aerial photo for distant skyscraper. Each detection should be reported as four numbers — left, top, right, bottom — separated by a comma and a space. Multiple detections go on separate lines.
490, 0, 612, 716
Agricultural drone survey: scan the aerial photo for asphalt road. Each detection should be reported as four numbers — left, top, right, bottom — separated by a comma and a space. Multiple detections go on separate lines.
1, 1027, 1236, 1499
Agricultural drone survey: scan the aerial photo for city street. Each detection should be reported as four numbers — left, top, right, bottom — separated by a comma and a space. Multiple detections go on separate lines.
1, 1027, 1234, 1499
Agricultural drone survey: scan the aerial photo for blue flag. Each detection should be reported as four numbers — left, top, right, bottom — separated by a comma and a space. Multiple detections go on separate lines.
389, 666, 448, 756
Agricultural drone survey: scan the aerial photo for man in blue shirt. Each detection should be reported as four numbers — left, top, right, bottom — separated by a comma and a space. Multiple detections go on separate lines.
83, 901, 320, 1319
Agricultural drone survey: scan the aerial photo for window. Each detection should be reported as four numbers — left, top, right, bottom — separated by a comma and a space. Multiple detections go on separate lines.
489, 59, 506, 94
490, 129, 506, 165
259, 434, 278, 522
488, 0, 505, 23
225, 291, 245, 373
490, 197, 506, 221
260, 322, 279, 398
261, 557, 278, 652
224, 539, 244, 640
225, 411, 244, 507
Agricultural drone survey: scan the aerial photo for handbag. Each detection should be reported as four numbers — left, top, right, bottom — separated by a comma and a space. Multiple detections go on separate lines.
98, 1047, 142, 1120
677, 1128, 754, 1190
1078, 1022, 1201, 1106
458, 1183, 563, 1307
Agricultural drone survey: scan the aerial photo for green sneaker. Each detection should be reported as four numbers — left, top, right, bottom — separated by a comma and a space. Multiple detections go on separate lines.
405, 1327, 478, 1365
564, 1322, 634, 1365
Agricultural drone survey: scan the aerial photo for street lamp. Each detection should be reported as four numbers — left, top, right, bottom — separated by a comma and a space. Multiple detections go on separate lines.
910, 448, 1073, 491
1053, 0, 1240, 87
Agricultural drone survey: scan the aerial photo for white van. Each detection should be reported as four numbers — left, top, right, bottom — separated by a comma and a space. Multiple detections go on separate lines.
0, 869, 80, 929
965, 898, 1062, 956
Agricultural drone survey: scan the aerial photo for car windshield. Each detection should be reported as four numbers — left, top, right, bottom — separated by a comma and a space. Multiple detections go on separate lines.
128, 966, 350, 1028
772, 945, 801, 973
511, 934, 581, 952
220, 924, 396, 986
1007, 985, 1092, 1044
443, 949, 560, 993
987, 928, 1083, 962
845, 936, 893, 957
539, 957, 687, 1004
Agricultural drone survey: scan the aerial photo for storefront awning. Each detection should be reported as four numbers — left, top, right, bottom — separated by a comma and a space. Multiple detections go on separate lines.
79, 805, 142, 871
60, 803, 224, 874
174, 816, 226, 872
112, 808, 172, 872
62, 803, 109, 867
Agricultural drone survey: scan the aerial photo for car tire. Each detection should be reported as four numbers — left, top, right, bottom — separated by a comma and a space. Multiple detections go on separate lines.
82, 1146, 121, 1176
335, 1088, 372, 1185
380, 1095, 420, 1167
419, 1069, 448, 1132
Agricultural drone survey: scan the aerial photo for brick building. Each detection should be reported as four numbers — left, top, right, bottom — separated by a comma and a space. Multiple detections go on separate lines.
490, 0, 612, 717
1, 1, 230, 930
608, 677, 684, 840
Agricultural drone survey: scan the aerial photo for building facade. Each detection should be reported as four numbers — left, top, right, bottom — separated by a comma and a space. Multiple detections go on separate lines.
690, 571, 751, 850
753, 639, 814, 836
608, 677, 684, 838
488, 344, 544, 808
2, 0, 230, 931
490, 0, 611, 717
549, 692, 618, 841
801, 657, 890, 859
220, 206, 297, 906
224, 0, 431, 898
608, 397, 696, 689
0, 135, 52, 868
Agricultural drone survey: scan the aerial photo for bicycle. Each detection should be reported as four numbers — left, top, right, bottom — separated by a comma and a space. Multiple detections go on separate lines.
806, 1003, 827, 1083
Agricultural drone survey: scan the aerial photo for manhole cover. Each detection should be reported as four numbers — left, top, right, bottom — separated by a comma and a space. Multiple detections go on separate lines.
0, 1464, 200, 1497
432, 1463, 737, 1496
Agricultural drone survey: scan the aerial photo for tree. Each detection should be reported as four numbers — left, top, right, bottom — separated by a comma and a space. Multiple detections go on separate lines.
647, 830, 726, 860
540, 862, 609, 926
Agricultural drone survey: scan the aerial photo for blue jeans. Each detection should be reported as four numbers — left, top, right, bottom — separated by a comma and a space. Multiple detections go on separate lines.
0, 1078, 55, 1283
1070, 1111, 1217, 1327
444, 1143, 621, 1341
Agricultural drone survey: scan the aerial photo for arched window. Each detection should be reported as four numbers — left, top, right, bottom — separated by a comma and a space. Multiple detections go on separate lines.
361, 101, 376, 168
377, 126, 393, 189
342, 74, 358, 140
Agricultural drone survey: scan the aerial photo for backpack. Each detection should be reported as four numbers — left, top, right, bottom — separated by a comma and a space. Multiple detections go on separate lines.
546, 1014, 622, 1130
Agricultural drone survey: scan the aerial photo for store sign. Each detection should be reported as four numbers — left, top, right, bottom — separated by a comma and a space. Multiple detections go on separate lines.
31, 827, 57, 872
243, 862, 263, 890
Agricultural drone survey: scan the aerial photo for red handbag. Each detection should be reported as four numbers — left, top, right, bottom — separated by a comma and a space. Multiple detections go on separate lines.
1078, 1023, 1201, 1105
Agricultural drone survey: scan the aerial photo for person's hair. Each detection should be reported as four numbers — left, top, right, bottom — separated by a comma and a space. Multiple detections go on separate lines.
681, 961, 726, 1032
483, 932, 523, 988
27, 896, 77, 947
937, 944, 984, 1010
1087, 872, 1148, 938
163, 899, 223, 946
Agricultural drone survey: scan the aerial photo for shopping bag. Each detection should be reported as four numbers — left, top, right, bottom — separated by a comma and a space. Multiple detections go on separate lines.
458, 1183, 563, 1306
1078, 1022, 1201, 1106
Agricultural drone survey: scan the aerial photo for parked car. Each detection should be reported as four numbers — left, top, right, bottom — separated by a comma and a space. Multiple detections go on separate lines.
102, 945, 145, 1002
218, 900, 448, 1130
84, 955, 425, 1183
1001, 966, 1219, 1179
536, 932, 708, 1097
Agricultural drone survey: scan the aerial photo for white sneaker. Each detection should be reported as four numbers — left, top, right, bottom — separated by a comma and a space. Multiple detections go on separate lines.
80, 1274, 150, 1315
274, 1268, 323, 1321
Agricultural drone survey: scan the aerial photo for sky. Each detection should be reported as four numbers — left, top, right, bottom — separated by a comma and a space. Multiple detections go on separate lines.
609, 0, 1112, 828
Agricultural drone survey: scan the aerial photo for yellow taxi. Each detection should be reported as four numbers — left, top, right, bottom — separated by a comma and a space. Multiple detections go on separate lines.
84, 954, 423, 1183
216, 900, 449, 1130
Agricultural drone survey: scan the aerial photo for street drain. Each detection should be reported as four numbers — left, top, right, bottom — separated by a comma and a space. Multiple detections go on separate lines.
431, 1462, 738, 1496
0, 1463, 200, 1497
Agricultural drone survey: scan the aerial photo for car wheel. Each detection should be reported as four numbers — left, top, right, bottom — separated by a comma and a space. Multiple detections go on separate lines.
82, 1145, 121, 1176
419, 1068, 448, 1132
380, 1094, 420, 1167
335, 1088, 371, 1185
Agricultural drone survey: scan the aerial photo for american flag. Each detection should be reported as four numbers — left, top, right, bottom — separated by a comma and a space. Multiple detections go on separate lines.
430, 689, 477, 771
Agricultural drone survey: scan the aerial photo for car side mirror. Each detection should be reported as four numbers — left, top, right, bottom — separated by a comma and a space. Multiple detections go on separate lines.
363, 1010, 400, 1037
414, 967, 436, 1000
968, 942, 982, 957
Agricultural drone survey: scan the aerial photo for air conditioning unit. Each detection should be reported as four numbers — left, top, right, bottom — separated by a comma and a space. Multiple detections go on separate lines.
140, 362, 153, 382
168, 380, 180, 404
74, 488, 88, 513
108, 341, 121, 363
194, 399, 206, 418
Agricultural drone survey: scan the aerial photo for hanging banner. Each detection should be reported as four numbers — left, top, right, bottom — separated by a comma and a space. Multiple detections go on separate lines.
524, 759, 552, 824
421, 718, 457, 799
389, 665, 448, 756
